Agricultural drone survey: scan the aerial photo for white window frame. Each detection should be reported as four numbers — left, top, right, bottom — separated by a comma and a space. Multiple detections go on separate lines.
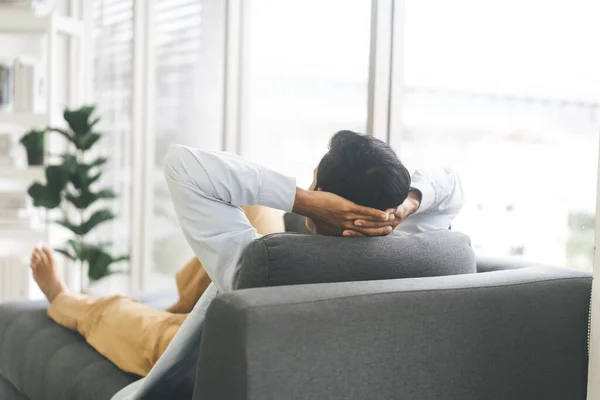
367, 0, 394, 141
222, 0, 245, 154
128, 0, 155, 292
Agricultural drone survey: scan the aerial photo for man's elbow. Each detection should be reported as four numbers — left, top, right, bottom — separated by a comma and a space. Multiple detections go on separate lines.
164, 144, 189, 181
448, 168, 466, 212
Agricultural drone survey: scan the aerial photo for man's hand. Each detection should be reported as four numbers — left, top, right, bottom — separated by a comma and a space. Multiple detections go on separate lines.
342, 190, 422, 237
293, 188, 394, 236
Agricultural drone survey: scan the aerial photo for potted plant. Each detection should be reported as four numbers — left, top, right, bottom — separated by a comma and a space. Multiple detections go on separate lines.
26, 105, 128, 292
19, 129, 45, 165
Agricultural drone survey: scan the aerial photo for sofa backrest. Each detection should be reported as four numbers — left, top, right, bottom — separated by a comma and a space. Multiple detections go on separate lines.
195, 266, 592, 400
234, 230, 476, 290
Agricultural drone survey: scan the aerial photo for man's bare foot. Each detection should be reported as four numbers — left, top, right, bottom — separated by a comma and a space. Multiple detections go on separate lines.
30, 247, 68, 303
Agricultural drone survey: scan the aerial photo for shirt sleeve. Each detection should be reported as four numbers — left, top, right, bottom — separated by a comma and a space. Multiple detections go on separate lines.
164, 145, 296, 292
397, 167, 465, 234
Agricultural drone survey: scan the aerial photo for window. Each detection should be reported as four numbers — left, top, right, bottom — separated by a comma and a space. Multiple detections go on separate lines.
147, 0, 225, 291
241, 0, 372, 188
395, 0, 600, 270
92, 0, 134, 291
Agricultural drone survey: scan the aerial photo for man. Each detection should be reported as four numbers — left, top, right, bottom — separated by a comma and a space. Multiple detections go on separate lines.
30, 131, 463, 397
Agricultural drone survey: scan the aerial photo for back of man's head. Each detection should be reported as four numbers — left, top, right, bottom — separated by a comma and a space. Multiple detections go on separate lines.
315, 130, 411, 210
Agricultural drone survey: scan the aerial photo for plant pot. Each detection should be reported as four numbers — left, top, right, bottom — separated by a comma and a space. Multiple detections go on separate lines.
26, 149, 44, 165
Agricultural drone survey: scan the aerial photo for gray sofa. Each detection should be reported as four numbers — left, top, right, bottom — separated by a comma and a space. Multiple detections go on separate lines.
0, 225, 592, 399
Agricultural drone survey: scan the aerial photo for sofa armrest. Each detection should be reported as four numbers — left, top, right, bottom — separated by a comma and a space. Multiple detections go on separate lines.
475, 255, 560, 273
193, 266, 591, 400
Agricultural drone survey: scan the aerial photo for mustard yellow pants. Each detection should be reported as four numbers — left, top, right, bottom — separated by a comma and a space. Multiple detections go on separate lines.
47, 206, 285, 377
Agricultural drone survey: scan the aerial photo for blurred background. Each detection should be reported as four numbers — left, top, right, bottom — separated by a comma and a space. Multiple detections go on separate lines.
0, 0, 599, 299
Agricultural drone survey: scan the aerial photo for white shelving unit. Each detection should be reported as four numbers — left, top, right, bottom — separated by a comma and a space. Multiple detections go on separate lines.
0, 11, 83, 36
0, 112, 50, 126
0, 5, 86, 301
0, 165, 44, 181
0, 7, 85, 128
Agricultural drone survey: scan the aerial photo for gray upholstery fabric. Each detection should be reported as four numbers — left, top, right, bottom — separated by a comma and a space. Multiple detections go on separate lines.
236, 230, 476, 289
0, 302, 138, 400
283, 212, 311, 234
0, 373, 26, 400
475, 255, 559, 273
0, 294, 176, 400
195, 266, 591, 400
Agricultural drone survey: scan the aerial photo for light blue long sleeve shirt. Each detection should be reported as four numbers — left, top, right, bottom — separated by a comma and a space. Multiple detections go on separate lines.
113, 145, 464, 399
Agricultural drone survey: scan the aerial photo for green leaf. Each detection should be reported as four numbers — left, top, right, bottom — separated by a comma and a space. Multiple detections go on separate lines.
66, 239, 86, 259
112, 254, 130, 263
54, 248, 76, 261
85, 246, 124, 281
96, 188, 116, 199
63, 156, 106, 177
48, 127, 75, 144
88, 257, 112, 280
89, 116, 101, 129
27, 165, 71, 209
60, 154, 79, 175
87, 172, 102, 186
55, 218, 76, 234
76, 133, 101, 151
65, 188, 116, 209
87, 157, 108, 169
64, 106, 96, 136
69, 165, 102, 192
56, 209, 116, 235
28, 182, 61, 208
58, 240, 129, 281
46, 165, 71, 185
65, 240, 104, 262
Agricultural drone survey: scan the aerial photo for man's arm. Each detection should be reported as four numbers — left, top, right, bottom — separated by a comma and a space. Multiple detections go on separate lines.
164, 145, 296, 292
400, 167, 465, 233
348, 167, 464, 235
165, 146, 391, 292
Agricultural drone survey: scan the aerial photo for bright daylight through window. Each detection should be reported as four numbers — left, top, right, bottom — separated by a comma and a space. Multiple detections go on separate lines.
242, 0, 372, 189
396, 0, 600, 270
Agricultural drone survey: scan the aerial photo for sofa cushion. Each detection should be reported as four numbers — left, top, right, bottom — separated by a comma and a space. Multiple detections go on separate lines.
0, 294, 176, 400
235, 230, 475, 289
0, 373, 26, 400
0, 301, 138, 400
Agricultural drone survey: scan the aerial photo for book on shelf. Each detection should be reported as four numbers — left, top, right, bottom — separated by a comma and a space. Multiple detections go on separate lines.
13, 60, 27, 112
0, 62, 10, 109
12, 57, 43, 114
0, 133, 11, 156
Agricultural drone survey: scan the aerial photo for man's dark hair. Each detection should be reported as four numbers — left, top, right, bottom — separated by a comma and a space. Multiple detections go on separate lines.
316, 130, 411, 210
